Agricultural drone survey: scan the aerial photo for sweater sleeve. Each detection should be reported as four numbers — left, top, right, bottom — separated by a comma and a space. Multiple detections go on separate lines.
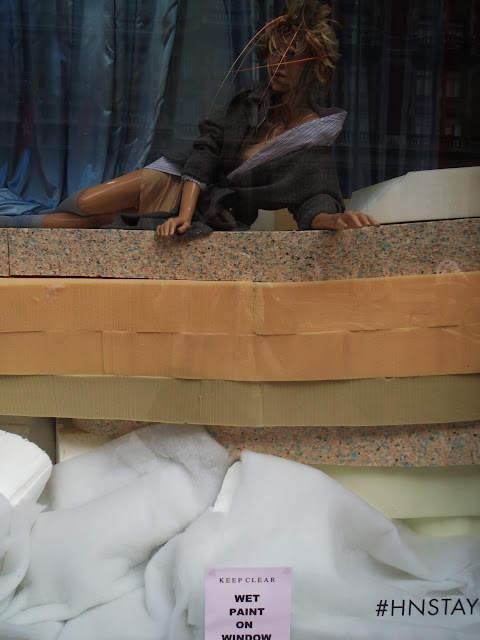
292, 192, 344, 230
181, 106, 227, 187
289, 148, 344, 230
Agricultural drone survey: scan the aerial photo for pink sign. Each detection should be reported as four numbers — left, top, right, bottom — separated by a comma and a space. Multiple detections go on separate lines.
205, 567, 292, 640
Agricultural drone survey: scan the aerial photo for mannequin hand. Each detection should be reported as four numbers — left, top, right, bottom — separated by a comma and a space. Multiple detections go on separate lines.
311, 211, 380, 230
156, 217, 191, 237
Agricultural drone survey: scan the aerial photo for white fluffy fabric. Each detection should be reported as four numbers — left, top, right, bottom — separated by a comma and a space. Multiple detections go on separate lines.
1, 428, 479, 639
150, 453, 480, 640
0, 424, 231, 639
0, 496, 42, 618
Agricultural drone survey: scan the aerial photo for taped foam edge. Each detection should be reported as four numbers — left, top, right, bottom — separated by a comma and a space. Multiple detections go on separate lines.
1, 374, 479, 426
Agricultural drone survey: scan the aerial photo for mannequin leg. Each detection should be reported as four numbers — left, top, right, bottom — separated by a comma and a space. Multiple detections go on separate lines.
76, 170, 143, 215
42, 170, 144, 228
42, 212, 119, 229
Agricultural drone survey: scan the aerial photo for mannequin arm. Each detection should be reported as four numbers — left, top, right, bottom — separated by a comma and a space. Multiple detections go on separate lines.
157, 180, 201, 237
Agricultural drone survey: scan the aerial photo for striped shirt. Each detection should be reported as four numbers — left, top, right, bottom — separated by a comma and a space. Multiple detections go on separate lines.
145, 106, 346, 190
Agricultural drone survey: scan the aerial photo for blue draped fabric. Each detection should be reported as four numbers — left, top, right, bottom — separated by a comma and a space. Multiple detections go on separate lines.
0, 0, 178, 224
146, 0, 284, 164
147, 0, 234, 162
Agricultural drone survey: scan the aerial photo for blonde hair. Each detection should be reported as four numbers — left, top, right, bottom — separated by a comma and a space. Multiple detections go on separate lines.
257, 1, 340, 99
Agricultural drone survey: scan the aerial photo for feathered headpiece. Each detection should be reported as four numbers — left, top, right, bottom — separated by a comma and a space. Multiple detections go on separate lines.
256, 0, 340, 91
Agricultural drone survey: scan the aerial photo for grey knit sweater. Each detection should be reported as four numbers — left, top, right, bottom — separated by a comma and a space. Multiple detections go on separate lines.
167, 85, 345, 231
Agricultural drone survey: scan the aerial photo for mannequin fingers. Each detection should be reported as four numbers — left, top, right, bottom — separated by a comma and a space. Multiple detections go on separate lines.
333, 216, 348, 230
357, 213, 372, 227
311, 211, 380, 231
177, 221, 191, 234
156, 220, 175, 237
343, 211, 363, 228
353, 212, 380, 227
156, 217, 190, 237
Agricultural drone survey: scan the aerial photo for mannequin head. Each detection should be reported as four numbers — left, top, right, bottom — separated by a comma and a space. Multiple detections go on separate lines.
257, 1, 340, 101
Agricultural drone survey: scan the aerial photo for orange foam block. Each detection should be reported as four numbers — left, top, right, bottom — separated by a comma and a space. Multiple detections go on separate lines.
0, 273, 479, 381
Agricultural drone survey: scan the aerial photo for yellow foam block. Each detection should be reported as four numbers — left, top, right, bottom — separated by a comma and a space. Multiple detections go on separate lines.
0, 273, 479, 380
402, 517, 480, 537
315, 465, 480, 519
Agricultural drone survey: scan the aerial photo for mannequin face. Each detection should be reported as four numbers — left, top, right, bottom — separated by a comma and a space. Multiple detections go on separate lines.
267, 45, 308, 93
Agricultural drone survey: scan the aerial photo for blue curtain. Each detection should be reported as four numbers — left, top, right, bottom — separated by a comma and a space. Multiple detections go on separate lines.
147, 0, 233, 161
146, 0, 284, 163
330, 0, 446, 197
0, 0, 178, 223
221, 0, 283, 94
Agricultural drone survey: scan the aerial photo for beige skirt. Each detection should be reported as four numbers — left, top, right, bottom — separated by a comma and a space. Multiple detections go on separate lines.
138, 169, 183, 214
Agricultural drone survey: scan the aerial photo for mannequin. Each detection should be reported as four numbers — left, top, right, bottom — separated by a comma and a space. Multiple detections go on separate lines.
43, 1, 378, 235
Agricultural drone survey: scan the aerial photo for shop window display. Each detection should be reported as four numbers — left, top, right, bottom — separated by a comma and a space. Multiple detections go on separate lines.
0, 1, 479, 639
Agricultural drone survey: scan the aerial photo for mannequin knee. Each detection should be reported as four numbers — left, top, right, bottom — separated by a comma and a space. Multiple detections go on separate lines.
77, 190, 95, 216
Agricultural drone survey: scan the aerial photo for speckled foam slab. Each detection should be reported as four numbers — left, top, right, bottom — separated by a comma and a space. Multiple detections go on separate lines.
56, 420, 480, 523
69, 418, 480, 468
0, 230, 8, 276
7, 218, 480, 281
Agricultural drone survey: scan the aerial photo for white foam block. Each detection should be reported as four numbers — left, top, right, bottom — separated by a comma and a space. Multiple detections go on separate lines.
348, 166, 480, 223
0, 430, 52, 505
56, 422, 112, 463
